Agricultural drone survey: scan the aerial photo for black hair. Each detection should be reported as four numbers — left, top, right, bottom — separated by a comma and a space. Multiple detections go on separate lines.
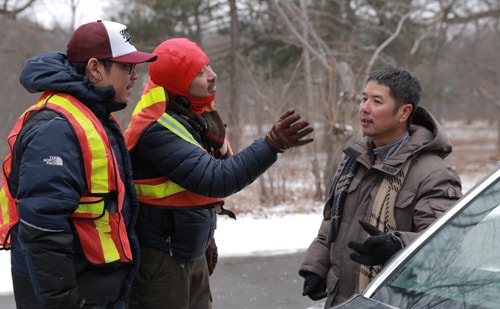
367, 64, 422, 123
69, 60, 113, 75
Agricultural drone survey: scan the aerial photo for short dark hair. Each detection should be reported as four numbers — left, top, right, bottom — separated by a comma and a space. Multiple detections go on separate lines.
69, 60, 113, 75
367, 65, 422, 122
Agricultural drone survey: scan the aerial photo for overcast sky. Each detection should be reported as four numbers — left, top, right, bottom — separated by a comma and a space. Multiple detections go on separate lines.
18, 0, 107, 30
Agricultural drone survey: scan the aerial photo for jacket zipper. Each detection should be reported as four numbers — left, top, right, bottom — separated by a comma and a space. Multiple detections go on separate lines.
166, 236, 173, 256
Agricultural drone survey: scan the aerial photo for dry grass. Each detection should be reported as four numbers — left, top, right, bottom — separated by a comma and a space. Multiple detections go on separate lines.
444, 119, 499, 187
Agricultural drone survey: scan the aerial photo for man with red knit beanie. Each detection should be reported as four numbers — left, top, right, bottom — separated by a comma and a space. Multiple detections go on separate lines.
149, 38, 216, 115
124, 38, 314, 309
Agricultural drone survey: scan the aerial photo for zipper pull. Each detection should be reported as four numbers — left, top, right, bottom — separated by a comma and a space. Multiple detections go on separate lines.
166, 236, 173, 256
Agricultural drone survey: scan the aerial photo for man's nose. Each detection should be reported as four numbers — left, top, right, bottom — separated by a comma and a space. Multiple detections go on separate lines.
207, 67, 217, 80
359, 100, 369, 113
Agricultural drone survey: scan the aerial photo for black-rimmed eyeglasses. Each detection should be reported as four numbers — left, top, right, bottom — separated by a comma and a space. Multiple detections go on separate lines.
101, 60, 136, 75
112, 61, 136, 75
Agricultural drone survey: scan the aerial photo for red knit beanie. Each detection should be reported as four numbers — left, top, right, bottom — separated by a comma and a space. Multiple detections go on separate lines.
149, 38, 216, 114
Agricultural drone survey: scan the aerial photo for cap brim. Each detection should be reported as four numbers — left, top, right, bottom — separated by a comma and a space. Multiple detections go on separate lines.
111, 51, 158, 64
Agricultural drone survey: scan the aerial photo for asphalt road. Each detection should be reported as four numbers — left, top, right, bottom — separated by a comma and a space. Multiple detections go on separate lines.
211, 251, 324, 309
0, 251, 325, 309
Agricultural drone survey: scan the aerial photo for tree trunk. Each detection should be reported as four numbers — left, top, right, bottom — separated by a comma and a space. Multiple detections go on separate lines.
227, 0, 242, 152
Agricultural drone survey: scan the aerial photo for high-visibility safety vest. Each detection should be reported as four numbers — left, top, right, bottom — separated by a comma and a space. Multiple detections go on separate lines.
0, 91, 133, 265
124, 80, 224, 208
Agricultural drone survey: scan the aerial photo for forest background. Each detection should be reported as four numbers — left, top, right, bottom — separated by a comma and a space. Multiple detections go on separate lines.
1, 0, 500, 214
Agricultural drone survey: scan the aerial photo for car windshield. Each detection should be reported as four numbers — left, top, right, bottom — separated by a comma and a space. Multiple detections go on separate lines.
371, 176, 500, 309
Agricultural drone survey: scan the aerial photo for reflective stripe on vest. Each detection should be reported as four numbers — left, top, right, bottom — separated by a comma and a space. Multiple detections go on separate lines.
47, 94, 111, 194
124, 84, 224, 208
0, 177, 17, 249
124, 83, 167, 152
157, 112, 202, 148
0, 92, 132, 265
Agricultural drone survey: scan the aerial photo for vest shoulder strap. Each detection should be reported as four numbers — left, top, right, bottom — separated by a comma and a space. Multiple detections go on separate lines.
14, 108, 63, 159
157, 112, 203, 148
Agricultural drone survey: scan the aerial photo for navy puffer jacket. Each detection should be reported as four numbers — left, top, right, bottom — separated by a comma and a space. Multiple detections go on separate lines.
9, 52, 140, 308
130, 110, 278, 260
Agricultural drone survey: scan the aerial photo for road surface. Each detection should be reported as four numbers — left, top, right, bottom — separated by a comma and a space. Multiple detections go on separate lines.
0, 251, 325, 309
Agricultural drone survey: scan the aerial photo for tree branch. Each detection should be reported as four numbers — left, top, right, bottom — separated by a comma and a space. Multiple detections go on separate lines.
365, 11, 411, 80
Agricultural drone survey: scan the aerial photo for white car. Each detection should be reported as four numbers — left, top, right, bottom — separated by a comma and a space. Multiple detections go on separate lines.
332, 167, 500, 309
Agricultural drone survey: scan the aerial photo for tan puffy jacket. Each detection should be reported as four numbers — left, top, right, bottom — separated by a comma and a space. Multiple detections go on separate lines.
299, 106, 462, 307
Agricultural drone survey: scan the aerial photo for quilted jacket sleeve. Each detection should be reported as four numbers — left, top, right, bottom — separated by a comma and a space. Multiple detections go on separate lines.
133, 120, 278, 198
298, 218, 332, 278
16, 118, 85, 308
397, 156, 462, 245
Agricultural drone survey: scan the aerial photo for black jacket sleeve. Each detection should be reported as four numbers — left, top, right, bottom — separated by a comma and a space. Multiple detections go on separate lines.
16, 117, 85, 307
133, 120, 278, 198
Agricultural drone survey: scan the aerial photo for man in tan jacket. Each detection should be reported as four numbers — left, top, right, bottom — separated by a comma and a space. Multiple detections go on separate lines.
299, 65, 462, 308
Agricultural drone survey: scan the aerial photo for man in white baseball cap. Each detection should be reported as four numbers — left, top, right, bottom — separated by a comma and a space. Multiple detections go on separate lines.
67, 20, 157, 64
65, 20, 157, 106
0, 20, 156, 308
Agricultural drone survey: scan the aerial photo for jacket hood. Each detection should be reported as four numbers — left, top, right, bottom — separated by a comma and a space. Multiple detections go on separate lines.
405, 105, 452, 158
19, 51, 124, 115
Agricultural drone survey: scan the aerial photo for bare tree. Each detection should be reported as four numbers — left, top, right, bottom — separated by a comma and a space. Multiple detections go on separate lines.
226, 0, 242, 152
298, 0, 322, 200
270, 0, 360, 196
0, 0, 37, 19
68, 0, 79, 32
257, 0, 500, 196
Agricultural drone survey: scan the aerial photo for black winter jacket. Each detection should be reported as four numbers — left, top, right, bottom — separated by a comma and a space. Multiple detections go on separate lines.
130, 110, 278, 260
9, 52, 140, 308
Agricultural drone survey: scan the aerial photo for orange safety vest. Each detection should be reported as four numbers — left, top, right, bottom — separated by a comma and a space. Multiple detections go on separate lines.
0, 92, 132, 265
124, 80, 225, 208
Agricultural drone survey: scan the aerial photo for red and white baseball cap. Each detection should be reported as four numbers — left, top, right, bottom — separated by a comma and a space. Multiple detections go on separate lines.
67, 20, 157, 64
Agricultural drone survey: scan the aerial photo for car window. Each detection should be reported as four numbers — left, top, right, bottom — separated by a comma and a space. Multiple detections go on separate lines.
371, 178, 500, 309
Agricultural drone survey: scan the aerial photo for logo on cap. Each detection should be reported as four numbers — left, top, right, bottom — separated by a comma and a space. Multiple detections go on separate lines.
120, 29, 133, 45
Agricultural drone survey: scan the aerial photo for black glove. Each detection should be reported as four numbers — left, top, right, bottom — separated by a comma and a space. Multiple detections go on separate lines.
265, 108, 314, 153
348, 220, 404, 266
205, 238, 218, 276
300, 271, 327, 301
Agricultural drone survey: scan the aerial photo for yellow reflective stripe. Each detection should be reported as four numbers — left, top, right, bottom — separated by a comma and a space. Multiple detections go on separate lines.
157, 113, 202, 148
135, 180, 186, 199
0, 188, 9, 223
132, 86, 166, 116
48, 95, 109, 193
95, 212, 120, 263
142, 110, 204, 199
74, 200, 104, 215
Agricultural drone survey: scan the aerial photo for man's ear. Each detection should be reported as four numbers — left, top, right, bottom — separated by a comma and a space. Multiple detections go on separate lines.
400, 104, 413, 123
87, 58, 100, 73
86, 58, 102, 82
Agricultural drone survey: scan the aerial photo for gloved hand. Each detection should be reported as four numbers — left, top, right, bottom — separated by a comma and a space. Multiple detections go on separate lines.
205, 238, 218, 276
300, 271, 327, 301
265, 108, 314, 153
348, 220, 404, 266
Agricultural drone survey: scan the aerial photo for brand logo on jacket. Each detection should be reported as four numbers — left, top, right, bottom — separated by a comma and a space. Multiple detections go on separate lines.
43, 156, 63, 166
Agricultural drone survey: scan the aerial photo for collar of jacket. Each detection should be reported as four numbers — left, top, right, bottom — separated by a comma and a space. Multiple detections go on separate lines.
20, 51, 124, 118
